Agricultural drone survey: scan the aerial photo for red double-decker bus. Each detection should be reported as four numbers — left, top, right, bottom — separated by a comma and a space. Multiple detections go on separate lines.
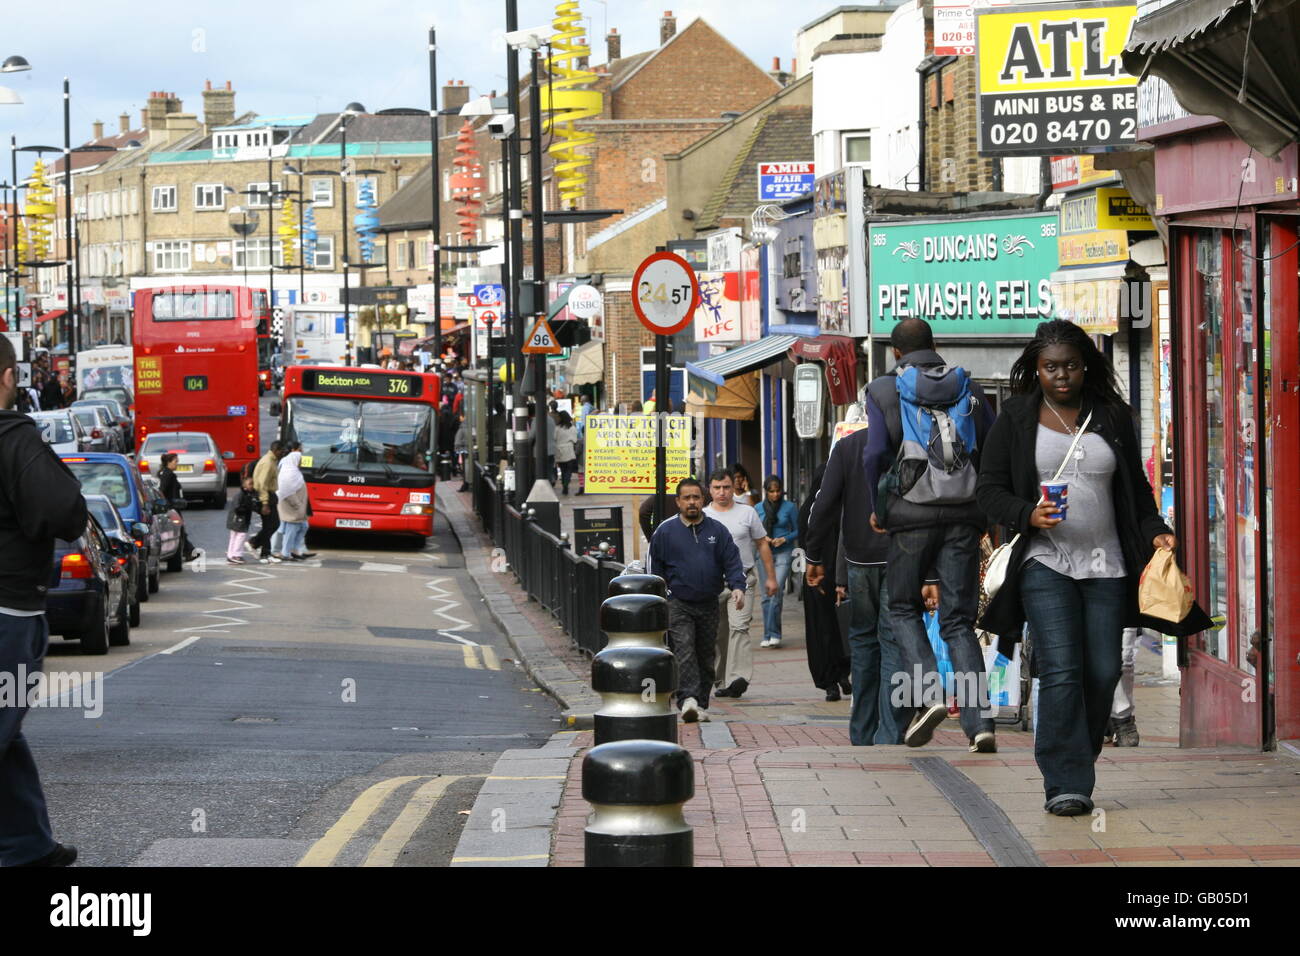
132, 285, 266, 473
279, 365, 439, 537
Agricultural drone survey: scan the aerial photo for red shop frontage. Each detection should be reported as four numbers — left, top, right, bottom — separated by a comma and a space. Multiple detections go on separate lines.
1143, 119, 1299, 750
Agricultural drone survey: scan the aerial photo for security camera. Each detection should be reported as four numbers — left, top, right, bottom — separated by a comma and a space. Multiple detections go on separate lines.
487, 114, 516, 140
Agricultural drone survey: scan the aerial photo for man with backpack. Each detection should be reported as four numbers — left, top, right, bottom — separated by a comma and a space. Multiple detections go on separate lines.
864, 319, 997, 752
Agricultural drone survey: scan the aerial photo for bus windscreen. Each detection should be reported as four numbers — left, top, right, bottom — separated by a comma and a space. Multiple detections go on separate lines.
287, 397, 433, 476
151, 290, 237, 321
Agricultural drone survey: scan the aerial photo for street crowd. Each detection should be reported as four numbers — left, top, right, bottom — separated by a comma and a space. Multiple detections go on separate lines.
647, 317, 1176, 818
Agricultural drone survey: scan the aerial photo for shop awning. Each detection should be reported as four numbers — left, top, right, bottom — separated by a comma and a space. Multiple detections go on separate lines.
1123, 0, 1300, 157
686, 370, 759, 421
1050, 264, 1131, 336
566, 340, 603, 385
790, 334, 859, 406
685, 334, 797, 389
38, 309, 66, 325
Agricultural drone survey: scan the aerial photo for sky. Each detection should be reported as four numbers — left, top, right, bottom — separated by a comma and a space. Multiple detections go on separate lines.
2, 0, 839, 181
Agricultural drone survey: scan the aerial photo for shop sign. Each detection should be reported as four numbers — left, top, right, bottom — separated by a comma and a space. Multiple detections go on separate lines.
693, 271, 742, 343
869, 212, 1059, 336
975, 2, 1140, 155
582, 414, 691, 494
757, 162, 815, 202
813, 167, 868, 337
740, 247, 762, 341
1050, 154, 1117, 191
1061, 188, 1151, 234
1058, 229, 1129, 266
1050, 275, 1122, 334
1137, 75, 1194, 131
706, 229, 742, 272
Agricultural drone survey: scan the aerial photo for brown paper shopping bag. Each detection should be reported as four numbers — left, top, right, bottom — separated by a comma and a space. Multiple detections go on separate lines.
1138, 549, 1194, 623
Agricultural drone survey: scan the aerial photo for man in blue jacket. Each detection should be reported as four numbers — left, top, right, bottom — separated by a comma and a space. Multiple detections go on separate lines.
648, 478, 746, 723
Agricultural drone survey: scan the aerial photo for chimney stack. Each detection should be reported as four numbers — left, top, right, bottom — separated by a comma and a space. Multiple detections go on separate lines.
202, 79, 237, 131
768, 57, 790, 86
660, 10, 676, 45
92, 120, 104, 140
606, 27, 621, 61
441, 79, 471, 135
119, 112, 131, 134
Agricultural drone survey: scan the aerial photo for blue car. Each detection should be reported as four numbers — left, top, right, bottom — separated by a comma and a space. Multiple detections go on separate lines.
47, 515, 131, 654
61, 452, 174, 602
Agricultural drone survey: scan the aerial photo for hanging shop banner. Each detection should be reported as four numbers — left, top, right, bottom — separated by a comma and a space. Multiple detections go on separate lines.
757, 162, 816, 202
693, 272, 743, 344
1060, 187, 1153, 234
1050, 275, 1123, 334
813, 167, 868, 337
583, 414, 692, 494
1050, 154, 1118, 191
975, 2, 1140, 156
869, 212, 1059, 336
1058, 229, 1129, 267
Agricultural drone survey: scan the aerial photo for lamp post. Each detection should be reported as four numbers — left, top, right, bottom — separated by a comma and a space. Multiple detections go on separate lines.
428, 26, 443, 369
338, 102, 366, 364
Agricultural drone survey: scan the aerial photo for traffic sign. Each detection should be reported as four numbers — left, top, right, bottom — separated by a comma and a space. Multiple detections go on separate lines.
631, 251, 699, 336
19, 306, 33, 319
473, 283, 504, 307
474, 308, 499, 328
523, 317, 562, 354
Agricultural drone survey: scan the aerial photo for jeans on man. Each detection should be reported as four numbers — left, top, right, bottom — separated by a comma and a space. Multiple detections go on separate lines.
715, 566, 757, 688
0, 615, 57, 866
757, 550, 792, 643
280, 520, 308, 557
252, 492, 280, 558
667, 598, 719, 708
885, 523, 993, 741
1020, 560, 1126, 802
846, 564, 909, 745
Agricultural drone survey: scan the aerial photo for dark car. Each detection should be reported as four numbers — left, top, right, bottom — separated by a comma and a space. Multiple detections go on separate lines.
84, 493, 143, 628
47, 515, 131, 654
61, 452, 174, 600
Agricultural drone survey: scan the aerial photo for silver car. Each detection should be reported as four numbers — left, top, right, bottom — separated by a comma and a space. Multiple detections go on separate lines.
28, 410, 89, 455
70, 406, 124, 453
138, 432, 229, 507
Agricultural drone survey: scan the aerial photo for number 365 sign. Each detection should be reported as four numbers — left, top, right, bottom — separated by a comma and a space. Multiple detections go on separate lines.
632, 251, 700, 336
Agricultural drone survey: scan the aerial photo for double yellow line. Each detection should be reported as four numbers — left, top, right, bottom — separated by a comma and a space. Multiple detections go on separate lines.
298, 775, 472, 867
462, 644, 500, 670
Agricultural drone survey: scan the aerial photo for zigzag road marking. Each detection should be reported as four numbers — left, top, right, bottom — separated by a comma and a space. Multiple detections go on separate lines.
174, 566, 274, 635
425, 576, 478, 646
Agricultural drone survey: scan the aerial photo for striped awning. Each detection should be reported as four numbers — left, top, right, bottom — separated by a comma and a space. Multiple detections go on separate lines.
685, 334, 797, 389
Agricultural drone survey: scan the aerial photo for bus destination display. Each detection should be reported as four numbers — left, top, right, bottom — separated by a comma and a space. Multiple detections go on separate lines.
302, 369, 423, 398
183, 375, 209, 391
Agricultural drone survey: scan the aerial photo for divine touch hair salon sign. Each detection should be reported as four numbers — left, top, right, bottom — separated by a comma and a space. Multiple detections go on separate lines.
869, 212, 1059, 336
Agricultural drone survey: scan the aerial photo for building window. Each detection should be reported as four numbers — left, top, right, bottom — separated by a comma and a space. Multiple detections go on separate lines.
151, 185, 177, 212
842, 131, 871, 168
313, 236, 334, 269
245, 182, 273, 208
152, 240, 191, 272
442, 169, 451, 202
355, 176, 378, 205
194, 183, 226, 210
111, 190, 122, 217
233, 238, 284, 269
310, 178, 334, 205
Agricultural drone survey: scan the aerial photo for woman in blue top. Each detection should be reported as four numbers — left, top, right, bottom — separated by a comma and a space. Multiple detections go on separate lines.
758, 475, 799, 648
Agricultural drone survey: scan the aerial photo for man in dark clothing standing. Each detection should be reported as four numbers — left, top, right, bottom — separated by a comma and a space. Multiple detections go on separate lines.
864, 318, 997, 751
40, 372, 64, 411
0, 335, 87, 866
158, 453, 200, 562
648, 478, 745, 724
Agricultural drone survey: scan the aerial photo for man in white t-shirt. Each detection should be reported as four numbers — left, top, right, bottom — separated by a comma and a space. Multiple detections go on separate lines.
706, 468, 777, 699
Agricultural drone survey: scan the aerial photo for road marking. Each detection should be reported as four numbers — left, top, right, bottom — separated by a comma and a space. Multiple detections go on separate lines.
160, 635, 202, 655
425, 576, 475, 635
462, 645, 482, 669
297, 776, 424, 868
451, 854, 548, 863
480, 646, 501, 671
437, 629, 477, 646
486, 775, 566, 781
362, 775, 463, 867
175, 566, 273, 634
359, 562, 407, 573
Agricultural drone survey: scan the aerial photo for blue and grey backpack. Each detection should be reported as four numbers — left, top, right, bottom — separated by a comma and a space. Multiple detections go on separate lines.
876, 365, 979, 518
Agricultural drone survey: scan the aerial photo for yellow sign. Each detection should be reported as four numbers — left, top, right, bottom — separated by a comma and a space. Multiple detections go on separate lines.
976, 3, 1140, 154
135, 356, 163, 394
583, 414, 691, 494
1058, 229, 1129, 267
1051, 276, 1123, 334
1094, 187, 1153, 230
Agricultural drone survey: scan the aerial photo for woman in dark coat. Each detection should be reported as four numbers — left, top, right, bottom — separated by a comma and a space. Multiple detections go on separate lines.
797, 465, 851, 701
976, 320, 1175, 817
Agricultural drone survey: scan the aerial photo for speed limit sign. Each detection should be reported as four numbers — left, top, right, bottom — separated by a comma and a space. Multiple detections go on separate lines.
631, 251, 699, 336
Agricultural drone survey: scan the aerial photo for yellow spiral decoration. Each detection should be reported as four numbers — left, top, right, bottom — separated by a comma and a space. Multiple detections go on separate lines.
540, 1, 603, 208
24, 159, 56, 263
278, 194, 297, 267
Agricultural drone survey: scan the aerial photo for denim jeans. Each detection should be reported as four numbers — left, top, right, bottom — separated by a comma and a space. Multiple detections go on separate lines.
846, 564, 909, 745
280, 520, 308, 557
758, 550, 793, 642
1020, 560, 1126, 802
885, 523, 993, 741
0, 614, 57, 865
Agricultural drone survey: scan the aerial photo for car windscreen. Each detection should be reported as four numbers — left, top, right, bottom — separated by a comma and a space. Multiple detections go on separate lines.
82, 388, 131, 406
65, 462, 132, 508
30, 415, 76, 444
72, 410, 100, 428
142, 434, 212, 454
85, 497, 122, 532
286, 396, 433, 476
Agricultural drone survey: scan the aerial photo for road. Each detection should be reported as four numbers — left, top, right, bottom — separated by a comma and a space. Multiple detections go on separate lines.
27, 395, 559, 867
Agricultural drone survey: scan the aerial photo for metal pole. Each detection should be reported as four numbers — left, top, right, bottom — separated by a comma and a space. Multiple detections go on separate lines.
429, 26, 443, 367
2, 182, 9, 331
529, 48, 549, 486
267, 150, 275, 323
505, 0, 524, 405
341, 114, 352, 365
654, 334, 668, 527
63, 78, 75, 356
10, 138, 18, 353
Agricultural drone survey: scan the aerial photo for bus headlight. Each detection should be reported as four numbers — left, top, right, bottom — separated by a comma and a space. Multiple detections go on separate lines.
400, 504, 433, 516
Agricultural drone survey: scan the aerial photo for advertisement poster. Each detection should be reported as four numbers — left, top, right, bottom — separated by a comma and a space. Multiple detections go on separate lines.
583, 414, 691, 494
693, 272, 743, 344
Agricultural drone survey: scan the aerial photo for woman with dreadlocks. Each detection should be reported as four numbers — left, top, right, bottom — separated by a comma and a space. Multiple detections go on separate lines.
976, 319, 1175, 817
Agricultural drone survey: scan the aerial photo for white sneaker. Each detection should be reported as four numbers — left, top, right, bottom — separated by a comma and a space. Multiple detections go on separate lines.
243, 542, 258, 557
768, 638, 782, 649
759, 638, 773, 648
267, 555, 283, 564
680, 698, 700, 723
697, 707, 711, 723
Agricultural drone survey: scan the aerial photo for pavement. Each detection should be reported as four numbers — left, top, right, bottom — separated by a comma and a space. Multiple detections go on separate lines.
445, 483, 1300, 868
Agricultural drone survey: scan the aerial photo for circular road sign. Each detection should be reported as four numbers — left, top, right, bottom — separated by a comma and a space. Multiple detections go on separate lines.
567, 283, 603, 320
631, 251, 699, 336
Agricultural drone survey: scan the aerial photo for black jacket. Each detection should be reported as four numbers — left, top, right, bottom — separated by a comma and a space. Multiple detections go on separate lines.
803, 427, 889, 567
0, 411, 90, 610
159, 466, 183, 505
975, 393, 1172, 653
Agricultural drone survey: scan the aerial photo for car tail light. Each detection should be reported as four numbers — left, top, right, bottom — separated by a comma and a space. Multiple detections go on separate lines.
134, 539, 144, 548
60, 553, 94, 579
91, 428, 103, 439
116, 556, 128, 567
139, 459, 150, 472
203, 458, 216, 472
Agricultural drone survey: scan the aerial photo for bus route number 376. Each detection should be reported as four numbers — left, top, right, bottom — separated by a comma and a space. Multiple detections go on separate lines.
387, 377, 411, 395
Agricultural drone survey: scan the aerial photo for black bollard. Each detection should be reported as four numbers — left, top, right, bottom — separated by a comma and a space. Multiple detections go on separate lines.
607, 572, 667, 599
599, 592, 668, 650
583, 739, 694, 867
591, 644, 678, 744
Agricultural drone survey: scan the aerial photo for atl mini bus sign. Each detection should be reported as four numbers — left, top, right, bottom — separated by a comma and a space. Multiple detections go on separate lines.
975, 2, 1139, 155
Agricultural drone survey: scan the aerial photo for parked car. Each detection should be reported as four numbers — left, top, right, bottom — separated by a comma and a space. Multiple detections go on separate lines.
28, 410, 89, 455
141, 474, 186, 571
83, 493, 143, 628
138, 431, 228, 507
70, 405, 124, 453
71, 398, 133, 451
61, 452, 172, 600
47, 514, 131, 654
80, 385, 133, 413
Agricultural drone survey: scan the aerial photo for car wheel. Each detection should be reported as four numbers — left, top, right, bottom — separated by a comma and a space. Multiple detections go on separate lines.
149, 568, 160, 593
129, 596, 141, 628
166, 549, 183, 573
80, 597, 110, 655
109, 595, 131, 647
137, 566, 150, 603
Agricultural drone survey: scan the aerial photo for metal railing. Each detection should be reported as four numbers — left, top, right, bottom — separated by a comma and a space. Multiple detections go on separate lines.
476, 469, 622, 656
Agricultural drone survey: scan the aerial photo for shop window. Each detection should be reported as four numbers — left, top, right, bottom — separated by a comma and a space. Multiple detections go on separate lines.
1197, 231, 1230, 662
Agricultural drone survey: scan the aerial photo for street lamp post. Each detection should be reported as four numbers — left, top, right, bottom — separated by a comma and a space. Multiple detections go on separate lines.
338, 103, 366, 365
428, 26, 443, 367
